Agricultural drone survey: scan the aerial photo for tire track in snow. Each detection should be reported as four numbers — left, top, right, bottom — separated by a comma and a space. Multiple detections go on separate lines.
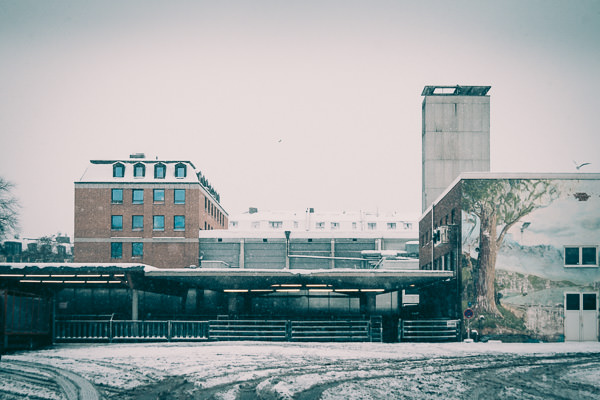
296, 353, 600, 400
2, 360, 101, 400
173, 352, 600, 399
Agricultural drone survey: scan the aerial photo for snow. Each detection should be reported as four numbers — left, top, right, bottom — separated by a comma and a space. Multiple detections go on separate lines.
77, 160, 200, 184
4, 341, 600, 399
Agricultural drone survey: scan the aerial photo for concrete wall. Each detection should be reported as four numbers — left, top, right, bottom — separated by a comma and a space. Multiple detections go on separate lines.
199, 237, 386, 269
422, 95, 490, 211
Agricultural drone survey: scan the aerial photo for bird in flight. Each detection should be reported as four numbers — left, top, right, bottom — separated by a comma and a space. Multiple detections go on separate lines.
573, 160, 591, 170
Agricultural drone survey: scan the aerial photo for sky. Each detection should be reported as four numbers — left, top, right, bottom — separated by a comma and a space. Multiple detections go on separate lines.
1, 1, 599, 239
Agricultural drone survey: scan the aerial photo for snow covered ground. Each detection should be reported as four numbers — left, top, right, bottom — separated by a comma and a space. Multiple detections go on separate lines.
2, 341, 600, 399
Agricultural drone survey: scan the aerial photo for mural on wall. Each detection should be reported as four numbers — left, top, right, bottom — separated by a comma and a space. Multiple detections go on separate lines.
461, 179, 600, 340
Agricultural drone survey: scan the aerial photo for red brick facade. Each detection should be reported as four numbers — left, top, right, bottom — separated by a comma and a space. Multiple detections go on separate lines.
74, 160, 228, 268
419, 181, 462, 270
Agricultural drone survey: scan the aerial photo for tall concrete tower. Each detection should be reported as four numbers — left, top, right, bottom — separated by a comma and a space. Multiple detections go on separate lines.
421, 85, 491, 211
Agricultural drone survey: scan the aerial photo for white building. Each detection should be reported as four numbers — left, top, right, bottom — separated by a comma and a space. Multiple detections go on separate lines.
227, 208, 418, 236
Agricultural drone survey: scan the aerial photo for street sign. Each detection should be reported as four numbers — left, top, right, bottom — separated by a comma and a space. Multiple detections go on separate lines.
464, 308, 474, 319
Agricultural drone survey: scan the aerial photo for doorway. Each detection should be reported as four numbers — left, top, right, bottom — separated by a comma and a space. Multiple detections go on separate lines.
564, 292, 598, 341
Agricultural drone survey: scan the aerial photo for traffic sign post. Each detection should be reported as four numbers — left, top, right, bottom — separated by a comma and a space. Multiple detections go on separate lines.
464, 308, 474, 340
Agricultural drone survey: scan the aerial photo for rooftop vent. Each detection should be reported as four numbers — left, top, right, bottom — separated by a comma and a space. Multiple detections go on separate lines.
130, 153, 146, 159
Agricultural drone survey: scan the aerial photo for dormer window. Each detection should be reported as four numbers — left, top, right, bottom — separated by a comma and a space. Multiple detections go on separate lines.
154, 163, 166, 179
175, 163, 187, 178
113, 163, 125, 178
133, 163, 145, 178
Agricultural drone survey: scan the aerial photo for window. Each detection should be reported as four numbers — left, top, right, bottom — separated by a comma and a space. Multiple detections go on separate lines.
174, 189, 185, 204
174, 215, 185, 231
132, 242, 143, 258
111, 215, 123, 231
154, 163, 166, 179
367, 222, 377, 230
583, 293, 597, 310
387, 222, 397, 230
230, 221, 238, 228
111, 242, 122, 259
175, 163, 187, 178
153, 189, 165, 203
153, 215, 165, 231
566, 293, 580, 310
330, 222, 340, 230
113, 163, 125, 178
293, 221, 299, 228
565, 246, 598, 266
269, 221, 283, 228
133, 163, 145, 178
132, 215, 144, 231
316, 222, 325, 230
111, 189, 123, 204
582, 247, 597, 265
251, 222, 260, 229
352, 222, 357, 230
132, 189, 144, 204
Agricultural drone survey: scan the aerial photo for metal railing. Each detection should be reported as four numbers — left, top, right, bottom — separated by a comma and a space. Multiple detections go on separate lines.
54, 318, 382, 342
399, 319, 460, 341
208, 319, 288, 341
290, 320, 372, 342
55, 320, 209, 342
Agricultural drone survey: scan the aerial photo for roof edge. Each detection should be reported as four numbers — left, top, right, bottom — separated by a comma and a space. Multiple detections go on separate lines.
421, 172, 600, 217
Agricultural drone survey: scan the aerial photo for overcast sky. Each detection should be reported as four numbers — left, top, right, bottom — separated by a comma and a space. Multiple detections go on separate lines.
1, 1, 599, 239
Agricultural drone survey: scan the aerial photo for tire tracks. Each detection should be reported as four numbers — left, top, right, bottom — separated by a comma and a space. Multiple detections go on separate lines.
1, 360, 101, 400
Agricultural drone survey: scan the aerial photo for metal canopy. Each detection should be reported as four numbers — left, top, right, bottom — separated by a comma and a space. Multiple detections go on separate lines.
0, 263, 454, 294
144, 268, 454, 293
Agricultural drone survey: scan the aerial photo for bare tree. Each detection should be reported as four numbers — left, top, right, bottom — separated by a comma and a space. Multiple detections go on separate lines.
0, 177, 19, 240
462, 179, 559, 316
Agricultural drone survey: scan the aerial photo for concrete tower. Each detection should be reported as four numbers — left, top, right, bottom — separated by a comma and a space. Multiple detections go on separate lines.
421, 85, 491, 211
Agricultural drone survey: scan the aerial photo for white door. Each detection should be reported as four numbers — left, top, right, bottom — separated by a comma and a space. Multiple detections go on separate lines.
565, 292, 598, 342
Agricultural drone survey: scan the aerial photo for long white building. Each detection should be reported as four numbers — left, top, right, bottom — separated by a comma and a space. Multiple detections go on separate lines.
226, 208, 418, 236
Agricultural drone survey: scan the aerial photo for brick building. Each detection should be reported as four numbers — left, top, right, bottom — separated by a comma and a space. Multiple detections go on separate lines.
74, 155, 228, 268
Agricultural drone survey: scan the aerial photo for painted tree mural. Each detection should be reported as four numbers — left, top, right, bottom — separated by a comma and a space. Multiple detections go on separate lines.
462, 179, 559, 316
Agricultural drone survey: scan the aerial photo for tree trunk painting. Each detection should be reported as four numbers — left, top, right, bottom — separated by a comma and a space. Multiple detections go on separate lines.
476, 211, 500, 316
462, 179, 559, 319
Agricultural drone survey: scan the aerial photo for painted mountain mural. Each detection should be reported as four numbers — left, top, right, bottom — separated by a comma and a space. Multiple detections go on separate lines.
461, 178, 600, 340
